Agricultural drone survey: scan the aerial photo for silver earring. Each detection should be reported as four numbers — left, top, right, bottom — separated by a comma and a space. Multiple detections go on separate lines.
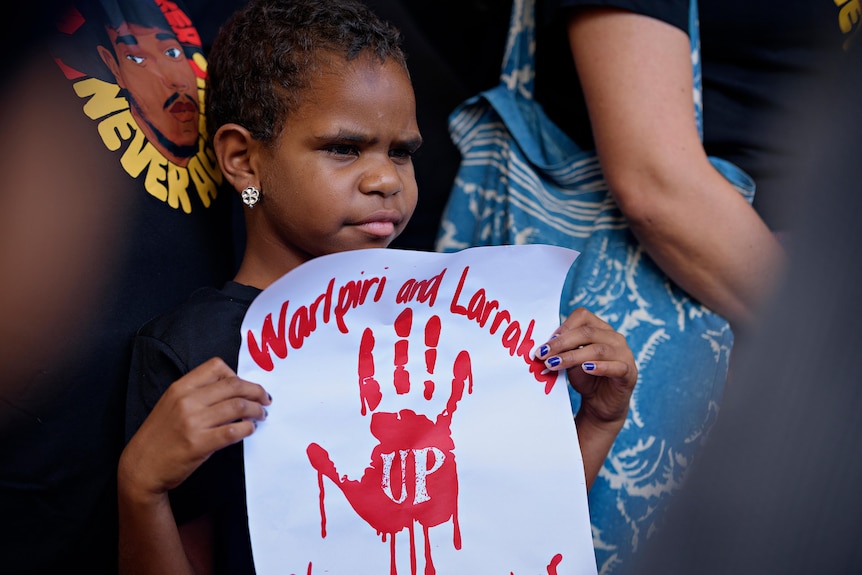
241, 186, 261, 208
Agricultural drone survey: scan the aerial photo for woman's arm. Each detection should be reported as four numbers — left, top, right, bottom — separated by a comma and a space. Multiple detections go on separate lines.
568, 8, 785, 331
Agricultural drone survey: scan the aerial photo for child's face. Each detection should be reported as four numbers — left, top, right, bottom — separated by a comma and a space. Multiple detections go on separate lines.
254, 56, 420, 268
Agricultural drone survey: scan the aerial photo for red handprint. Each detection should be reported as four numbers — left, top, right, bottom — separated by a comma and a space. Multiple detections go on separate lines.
306, 307, 473, 575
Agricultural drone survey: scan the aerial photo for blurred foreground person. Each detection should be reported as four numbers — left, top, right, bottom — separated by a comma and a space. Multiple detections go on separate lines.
0, 1, 236, 572
629, 46, 862, 575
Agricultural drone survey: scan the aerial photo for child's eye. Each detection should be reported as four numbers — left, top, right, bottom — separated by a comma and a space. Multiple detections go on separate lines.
389, 148, 416, 161
326, 144, 359, 157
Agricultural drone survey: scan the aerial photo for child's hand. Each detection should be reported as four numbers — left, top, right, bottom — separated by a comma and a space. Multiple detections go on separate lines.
536, 307, 637, 426
535, 307, 637, 489
119, 357, 271, 500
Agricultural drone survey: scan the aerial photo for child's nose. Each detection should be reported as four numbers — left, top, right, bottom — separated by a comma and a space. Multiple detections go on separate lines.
358, 156, 403, 197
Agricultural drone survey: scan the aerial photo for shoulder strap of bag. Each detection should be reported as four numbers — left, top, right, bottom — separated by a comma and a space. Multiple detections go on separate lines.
499, 0, 703, 137
689, 0, 704, 140
499, 0, 537, 99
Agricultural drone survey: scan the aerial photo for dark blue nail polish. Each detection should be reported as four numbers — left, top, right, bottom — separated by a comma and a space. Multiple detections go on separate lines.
539, 344, 550, 358
583, 362, 596, 371
548, 356, 561, 368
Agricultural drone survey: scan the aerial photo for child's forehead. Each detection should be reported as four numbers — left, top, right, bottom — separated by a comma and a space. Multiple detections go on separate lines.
309, 49, 401, 76
280, 55, 417, 134
302, 52, 410, 92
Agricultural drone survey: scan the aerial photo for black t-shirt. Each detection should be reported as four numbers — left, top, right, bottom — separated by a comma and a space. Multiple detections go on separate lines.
0, 2, 238, 572
536, 0, 689, 149
126, 281, 261, 575
699, 0, 854, 231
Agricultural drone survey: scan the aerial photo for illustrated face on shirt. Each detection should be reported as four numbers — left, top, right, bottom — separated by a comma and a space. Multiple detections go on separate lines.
98, 21, 199, 166
252, 55, 421, 270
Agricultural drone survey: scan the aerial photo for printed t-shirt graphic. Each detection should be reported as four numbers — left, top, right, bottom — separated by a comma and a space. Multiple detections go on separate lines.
51, 0, 221, 214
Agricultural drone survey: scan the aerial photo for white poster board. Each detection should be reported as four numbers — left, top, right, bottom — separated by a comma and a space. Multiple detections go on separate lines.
239, 244, 596, 575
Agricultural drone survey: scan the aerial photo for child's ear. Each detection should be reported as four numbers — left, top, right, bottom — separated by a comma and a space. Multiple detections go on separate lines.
213, 123, 260, 191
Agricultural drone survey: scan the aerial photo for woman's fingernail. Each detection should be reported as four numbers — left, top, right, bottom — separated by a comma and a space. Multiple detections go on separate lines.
267, 393, 272, 402
583, 362, 596, 371
539, 344, 550, 358
263, 407, 269, 418
547, 356, 562, 368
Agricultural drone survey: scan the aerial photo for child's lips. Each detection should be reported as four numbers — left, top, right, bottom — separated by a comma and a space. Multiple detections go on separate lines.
354, 210, 401, 237
356, 220, 396, 237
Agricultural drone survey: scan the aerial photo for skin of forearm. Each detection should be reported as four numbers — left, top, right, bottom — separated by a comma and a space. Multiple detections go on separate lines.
575, 407, 626, 491
117, 458, 198, 575
610, 161, 786, 331
568, 9, 786, 331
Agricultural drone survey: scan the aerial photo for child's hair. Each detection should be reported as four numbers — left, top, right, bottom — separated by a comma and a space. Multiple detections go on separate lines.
205, 0, 408, 148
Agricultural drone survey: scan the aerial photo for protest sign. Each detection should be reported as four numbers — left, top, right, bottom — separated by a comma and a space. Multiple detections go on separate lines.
239, 244, 595, 574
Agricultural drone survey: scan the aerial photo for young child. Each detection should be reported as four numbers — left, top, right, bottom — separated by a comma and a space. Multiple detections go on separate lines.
117, 0, 638, 573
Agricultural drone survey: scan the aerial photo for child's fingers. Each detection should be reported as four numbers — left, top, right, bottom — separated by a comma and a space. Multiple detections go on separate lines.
577, 359, 633, 380
170, 357, 271, 419
206, 417, 259, 450
176, 357, 272, 407
537, 311, 624, 364
186, 376, 271, 452
558, 307, 614, 337
537, 339, 622, 371
154, 360, 271, 453
174, 356, 238, 391
199, 375, 270, 419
